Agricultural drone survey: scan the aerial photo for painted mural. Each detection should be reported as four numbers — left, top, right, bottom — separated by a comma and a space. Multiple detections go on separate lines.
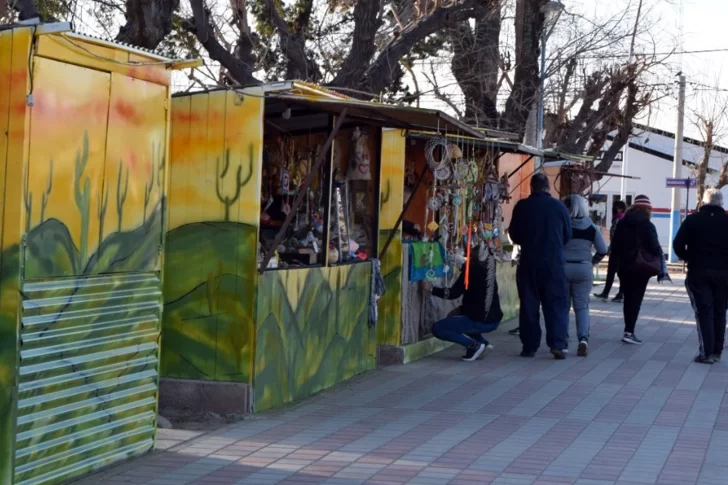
254, 263, 375, 411
161, 89, 263, 384
376, 129, 405, 346
0, 27, 173, 485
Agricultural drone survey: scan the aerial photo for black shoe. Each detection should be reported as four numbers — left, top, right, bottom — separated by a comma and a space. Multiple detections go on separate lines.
712, 353, 722, 362
577, 339, 589, 357
695, 355, 716, 365
462, 343, 487, 362
520, 350, 536, 358
612, 294, 624, 303
593, 292, 608, 301
622, 333, 642, 345
462, 343, 493, 361
551, 348, 566, 360
508, 327, 520, 336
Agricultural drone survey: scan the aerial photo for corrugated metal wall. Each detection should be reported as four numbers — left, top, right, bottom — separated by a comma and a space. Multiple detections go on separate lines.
15, 274, 161, 485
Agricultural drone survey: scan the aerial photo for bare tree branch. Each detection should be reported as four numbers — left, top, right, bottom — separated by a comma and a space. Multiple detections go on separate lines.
328, 0, 382, 89
186, 0, 260, 86
261, 0, 320, 81
116, 0, 179, 49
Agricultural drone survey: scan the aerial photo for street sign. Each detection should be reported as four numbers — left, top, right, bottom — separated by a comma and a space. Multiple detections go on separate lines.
665, 178, 696, 188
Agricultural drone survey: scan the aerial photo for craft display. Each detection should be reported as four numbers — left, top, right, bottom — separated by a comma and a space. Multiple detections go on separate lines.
407, 136, 512, 289
347, 127, 372, 181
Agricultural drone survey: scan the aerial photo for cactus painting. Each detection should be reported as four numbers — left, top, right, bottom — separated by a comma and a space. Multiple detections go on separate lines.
116, 160, 129, 233
40, 159, 53, 224
74, 132, 91, 266
216, 146, 254, 222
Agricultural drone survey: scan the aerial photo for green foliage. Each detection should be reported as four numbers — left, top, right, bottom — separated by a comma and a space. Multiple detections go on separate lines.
254, 264, 375, 411
74, 132, 91, 266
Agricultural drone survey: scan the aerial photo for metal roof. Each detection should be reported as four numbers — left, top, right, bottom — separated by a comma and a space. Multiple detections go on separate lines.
267, 94, 486, 139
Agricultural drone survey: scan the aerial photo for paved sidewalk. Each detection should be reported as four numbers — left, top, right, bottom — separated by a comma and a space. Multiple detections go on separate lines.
75, 277, 728, 485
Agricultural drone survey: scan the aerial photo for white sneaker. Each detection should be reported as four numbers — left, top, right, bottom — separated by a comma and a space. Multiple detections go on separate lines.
577, 340, 589, 356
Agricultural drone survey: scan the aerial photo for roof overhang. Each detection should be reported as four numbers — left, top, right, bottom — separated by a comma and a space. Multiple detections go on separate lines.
266, 94, 486, 139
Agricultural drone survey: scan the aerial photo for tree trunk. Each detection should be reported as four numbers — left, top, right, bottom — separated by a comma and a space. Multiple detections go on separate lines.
502, 0, 544, 137
450, 0, 501, 128
9, 0, 40, 20
696, 122, 713, 206
116, 0, 179, 50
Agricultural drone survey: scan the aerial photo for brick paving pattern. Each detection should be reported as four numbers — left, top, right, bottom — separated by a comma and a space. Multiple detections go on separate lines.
74, 278, 728, 485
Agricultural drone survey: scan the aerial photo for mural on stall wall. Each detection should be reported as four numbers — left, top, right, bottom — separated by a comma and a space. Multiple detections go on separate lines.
1, 32, 172, 485
377, 129, 405, 346
496, 262, 519, 321
255, 263, 375, 412
0, 27, 27, 485
161, 89, 263, 384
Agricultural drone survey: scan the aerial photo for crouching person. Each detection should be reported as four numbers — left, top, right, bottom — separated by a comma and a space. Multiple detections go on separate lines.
421, 247, 504, 361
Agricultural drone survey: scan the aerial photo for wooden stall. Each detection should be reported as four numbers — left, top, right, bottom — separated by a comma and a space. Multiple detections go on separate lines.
0, 22, 196, 485
161, 83, 484, 413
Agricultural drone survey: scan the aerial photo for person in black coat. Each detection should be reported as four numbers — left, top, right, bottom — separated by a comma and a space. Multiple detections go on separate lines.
610, 194, 669, 345
421, 248, 503, 362
508, 172, 571, 359
673, 188, 728, 364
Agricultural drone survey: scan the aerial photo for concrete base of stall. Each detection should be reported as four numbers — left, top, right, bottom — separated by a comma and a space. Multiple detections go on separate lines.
159, 378, 252, 416
377, 337, 453, 366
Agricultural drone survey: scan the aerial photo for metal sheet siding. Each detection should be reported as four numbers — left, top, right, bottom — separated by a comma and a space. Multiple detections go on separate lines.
14, 273, 161, 485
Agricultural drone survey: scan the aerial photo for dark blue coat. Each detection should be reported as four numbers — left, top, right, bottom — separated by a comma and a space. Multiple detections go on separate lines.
508, 192, 571, 269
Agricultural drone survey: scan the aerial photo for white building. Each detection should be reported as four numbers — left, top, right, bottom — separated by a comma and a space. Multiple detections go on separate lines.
591, 123, 728, 252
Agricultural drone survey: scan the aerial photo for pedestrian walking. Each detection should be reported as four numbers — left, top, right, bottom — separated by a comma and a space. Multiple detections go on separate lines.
563, 195, 608, 356
422, 247, 503, 361
673, 188, 728, 364
610, 194, 670, 345
508, 172, 571, 359
594, 200, 627, 302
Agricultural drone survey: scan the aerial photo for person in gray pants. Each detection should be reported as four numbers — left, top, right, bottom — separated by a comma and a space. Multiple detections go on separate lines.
563, 195, 608, 356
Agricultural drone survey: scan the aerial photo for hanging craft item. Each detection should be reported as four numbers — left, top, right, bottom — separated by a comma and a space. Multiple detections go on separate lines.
409, 241, 446, 282
425, 137, 451, 170
347, 127, 372, 181
448, 143, 463, 160
427, 194, 443, 212
434, 164, 452, 181
453, 160, 469, 181
466, 160, 479, 185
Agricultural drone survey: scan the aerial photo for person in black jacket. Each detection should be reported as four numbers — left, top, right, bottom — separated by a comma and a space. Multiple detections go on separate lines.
673, 188, 728, 364
508, 172, 571, 359
421, 248, 503, 362
595, 200, 627, 302
610, 194, 669, 345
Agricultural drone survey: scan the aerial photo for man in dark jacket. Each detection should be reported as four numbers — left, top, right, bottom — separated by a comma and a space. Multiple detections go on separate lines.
673, 188, 728, 364
508, 173, 571, 359
422, 249, 503, 361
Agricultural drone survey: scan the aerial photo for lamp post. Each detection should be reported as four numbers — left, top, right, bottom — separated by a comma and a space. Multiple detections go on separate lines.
536, 0, 565, 168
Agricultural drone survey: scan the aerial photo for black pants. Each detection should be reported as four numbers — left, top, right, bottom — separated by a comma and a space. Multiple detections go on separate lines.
602, 254, 621, 296
517, 265, 569, 352
619, 271, 651, 334
685, 269, 728, 359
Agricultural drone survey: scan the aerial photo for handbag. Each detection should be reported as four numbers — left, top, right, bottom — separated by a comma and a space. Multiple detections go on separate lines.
634, 246, 661, 277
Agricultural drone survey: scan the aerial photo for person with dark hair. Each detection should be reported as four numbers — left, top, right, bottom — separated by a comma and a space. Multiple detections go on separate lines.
421, 247, 503, 361
508, 172, 571, 359
673, 188, 728, 364
610, 194, 670, 345
594, 200, 628, 302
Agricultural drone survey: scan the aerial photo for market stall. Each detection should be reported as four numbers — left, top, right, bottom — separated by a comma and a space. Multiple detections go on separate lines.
161, 84, 485, 413
0, 22, 197, 485
376, 133, 568, 364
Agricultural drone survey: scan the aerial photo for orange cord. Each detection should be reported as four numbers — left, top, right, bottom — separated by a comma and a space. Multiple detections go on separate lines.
465, 223, 472, 290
